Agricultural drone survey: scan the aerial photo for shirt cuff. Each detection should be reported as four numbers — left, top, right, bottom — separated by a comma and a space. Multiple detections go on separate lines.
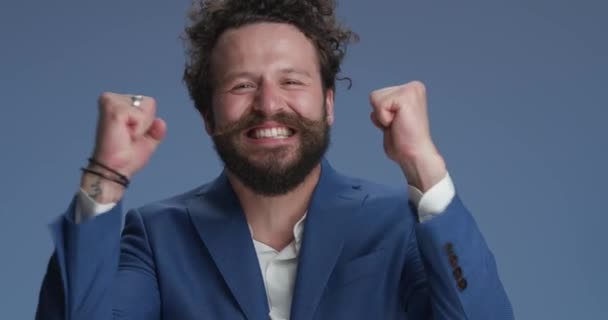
74, 189, 117, 224
407, 172, 456, 223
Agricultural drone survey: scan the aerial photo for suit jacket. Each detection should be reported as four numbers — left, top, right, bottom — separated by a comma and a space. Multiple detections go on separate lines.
37, 160, 513, 319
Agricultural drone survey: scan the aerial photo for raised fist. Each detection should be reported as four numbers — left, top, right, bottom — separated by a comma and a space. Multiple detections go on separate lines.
91, 92, 167, 179
369, 81, 446, 191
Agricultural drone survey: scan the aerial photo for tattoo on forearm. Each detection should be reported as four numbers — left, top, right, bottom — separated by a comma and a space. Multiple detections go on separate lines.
88, 177, 103, 200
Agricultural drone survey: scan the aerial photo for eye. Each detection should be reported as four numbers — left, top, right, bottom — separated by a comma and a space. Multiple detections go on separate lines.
283, 79, 303, 86
231, 82, 255, 91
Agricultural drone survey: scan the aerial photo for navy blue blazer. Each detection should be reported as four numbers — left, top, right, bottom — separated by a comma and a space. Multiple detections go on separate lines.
37, 160, 513, 319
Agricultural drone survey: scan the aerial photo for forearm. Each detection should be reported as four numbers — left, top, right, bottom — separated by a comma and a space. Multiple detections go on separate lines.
414, 197, 513, 319
400, 148, 447, 193
37, 199, 124, 320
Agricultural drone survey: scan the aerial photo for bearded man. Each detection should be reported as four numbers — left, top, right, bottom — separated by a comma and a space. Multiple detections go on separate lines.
36, 1, 513, 319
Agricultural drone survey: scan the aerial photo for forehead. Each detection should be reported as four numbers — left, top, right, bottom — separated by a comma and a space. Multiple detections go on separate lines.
211, 22, 320, 79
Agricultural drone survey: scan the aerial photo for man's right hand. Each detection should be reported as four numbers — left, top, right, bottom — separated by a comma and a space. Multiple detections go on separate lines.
80, 92, 167, 204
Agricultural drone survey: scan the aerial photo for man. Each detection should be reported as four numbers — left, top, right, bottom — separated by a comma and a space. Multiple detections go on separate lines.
37, 0, 513, 319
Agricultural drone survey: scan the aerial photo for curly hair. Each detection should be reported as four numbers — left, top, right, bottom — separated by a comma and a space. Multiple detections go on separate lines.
182, 0, 358, 118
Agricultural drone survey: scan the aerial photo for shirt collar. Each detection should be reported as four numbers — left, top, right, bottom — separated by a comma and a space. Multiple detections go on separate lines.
293, 213, 307, 253
249, 212, 307, 255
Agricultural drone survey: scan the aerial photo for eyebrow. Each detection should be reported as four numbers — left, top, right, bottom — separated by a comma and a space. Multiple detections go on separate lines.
220, 68, 313, 83
219, 71, 256, 83
279, 68, 312, 78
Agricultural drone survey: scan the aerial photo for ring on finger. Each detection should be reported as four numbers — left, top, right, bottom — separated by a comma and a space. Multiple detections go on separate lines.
131, 95, 144, 108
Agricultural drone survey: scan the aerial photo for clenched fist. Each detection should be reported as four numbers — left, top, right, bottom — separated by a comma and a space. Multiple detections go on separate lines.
370, 81, 446, 191
81, 92, 167, 203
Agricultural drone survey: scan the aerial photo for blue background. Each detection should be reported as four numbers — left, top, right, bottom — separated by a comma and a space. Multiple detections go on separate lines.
1, 1, 606, 319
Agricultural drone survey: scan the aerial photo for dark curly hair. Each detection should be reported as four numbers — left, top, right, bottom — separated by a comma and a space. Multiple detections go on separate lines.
182, 0, 358, 119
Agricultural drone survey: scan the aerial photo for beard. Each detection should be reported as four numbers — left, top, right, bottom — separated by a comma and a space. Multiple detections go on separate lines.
211, 108, 330, 196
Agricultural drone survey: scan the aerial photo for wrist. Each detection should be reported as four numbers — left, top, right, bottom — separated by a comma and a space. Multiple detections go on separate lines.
399, 149, 447, 192
80, 164, 125, 204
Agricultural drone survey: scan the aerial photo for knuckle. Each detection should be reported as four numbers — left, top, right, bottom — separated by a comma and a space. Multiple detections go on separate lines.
409, 80, 426, 94
98, 92, 114, 105
370, 96, 384, 108
369, 92, 377, 102
147, 96, 157, 113
99, 101, 114, 115
147, 96, 156, 106
397, 86, 408, 95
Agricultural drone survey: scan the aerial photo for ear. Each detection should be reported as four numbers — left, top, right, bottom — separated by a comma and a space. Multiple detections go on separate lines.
203, 109, 214, 136
325, 88, 335, 126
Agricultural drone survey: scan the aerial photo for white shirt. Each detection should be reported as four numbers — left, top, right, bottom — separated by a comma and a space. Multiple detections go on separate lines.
75, 173, 455, 320
250, 216, 306, 320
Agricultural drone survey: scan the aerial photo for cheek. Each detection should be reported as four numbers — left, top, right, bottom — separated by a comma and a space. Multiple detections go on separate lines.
213, 95, 250, 124
288, 92, 326, 120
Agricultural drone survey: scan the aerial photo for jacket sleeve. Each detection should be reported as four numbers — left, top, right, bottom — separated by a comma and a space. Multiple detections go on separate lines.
36, 198, 161, 320
401, 195, 514, 320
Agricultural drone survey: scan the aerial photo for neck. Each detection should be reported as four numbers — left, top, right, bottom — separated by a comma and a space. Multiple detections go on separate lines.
227, 164, 321, 251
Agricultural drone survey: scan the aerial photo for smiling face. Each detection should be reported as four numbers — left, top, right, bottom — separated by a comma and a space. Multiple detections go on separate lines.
207, 22, 335, 196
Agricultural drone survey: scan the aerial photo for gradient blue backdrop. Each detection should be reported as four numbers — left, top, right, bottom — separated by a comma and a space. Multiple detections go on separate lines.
1, 1, 606, 319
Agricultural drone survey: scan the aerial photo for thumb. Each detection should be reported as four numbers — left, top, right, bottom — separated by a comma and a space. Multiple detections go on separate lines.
370, 112, 384, 129
145, 118, 167, 144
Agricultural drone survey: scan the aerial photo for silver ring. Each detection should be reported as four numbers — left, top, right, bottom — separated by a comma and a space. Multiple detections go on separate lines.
131, 95, 144, 107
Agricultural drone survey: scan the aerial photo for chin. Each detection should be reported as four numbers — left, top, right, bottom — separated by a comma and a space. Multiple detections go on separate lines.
247, 150, 299, 170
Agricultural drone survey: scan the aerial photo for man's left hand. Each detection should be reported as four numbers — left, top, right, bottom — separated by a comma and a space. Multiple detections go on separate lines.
370, 81, 447, 192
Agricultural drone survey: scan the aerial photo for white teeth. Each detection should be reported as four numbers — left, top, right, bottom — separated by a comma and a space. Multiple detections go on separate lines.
253, 127, 291, 139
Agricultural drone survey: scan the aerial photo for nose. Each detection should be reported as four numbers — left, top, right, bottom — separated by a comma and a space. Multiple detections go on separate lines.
253, 80, 283, 116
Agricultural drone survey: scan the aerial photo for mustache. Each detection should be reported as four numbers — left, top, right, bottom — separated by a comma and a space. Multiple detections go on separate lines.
212, 112, 323, 137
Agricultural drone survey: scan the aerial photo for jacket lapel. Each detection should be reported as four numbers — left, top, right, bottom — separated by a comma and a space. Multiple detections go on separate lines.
290, 160, 367, 320
186, 173, 269, 320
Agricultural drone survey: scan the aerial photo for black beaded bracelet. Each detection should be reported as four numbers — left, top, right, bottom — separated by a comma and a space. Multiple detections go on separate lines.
81, 167, 129, 188
87, 158, 130, 186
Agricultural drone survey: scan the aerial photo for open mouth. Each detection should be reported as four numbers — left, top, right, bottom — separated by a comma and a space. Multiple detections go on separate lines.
246, 126, 296, 140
